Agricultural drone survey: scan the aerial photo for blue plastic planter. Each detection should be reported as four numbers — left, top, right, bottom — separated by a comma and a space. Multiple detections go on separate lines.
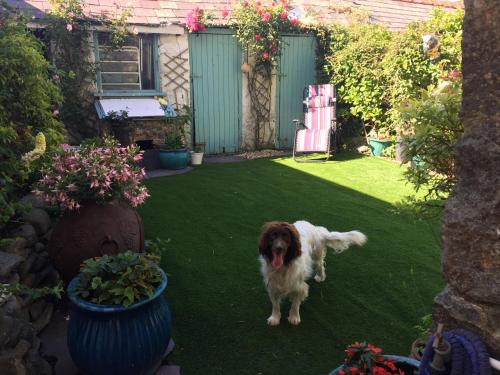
329, 355, 420, 374
368, 138, 393, 157
159, 149, 188, 170
67, 269, 171, 375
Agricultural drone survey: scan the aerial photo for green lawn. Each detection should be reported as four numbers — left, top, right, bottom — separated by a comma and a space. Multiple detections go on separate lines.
140, 153, 443, 375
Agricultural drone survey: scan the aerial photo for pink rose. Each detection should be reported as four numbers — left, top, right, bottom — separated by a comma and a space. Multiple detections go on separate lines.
290, 18, 298, 26
280, 11, 288, 20
262, 52, 269, 60
222, 8, 229, 18
66, 23, 73, 32
255, 34, 262, 41
262, 12, 271, 22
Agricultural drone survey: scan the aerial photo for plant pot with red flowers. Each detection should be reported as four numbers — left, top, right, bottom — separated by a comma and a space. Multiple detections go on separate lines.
33, 138, 149, 281
329, 342, 420, 375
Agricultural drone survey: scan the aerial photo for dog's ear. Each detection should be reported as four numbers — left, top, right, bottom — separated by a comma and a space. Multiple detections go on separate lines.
284, 223, 301, 264
258, 222, 274, 255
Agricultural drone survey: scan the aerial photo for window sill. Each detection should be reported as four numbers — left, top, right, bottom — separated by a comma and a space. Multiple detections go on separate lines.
94, 91, 165, 98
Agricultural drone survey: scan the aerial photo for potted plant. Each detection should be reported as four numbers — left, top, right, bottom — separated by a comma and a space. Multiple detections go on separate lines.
158, 107, 191, 170
67, 251, 171, 375
190, 143, 205, 166
33, 137, 149, 280
367, 128, 394, 157
410, 314, 432, 361
330, 341, 420, 375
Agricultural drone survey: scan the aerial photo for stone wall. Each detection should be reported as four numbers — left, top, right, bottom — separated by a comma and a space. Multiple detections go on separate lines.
433, 0, 500, 359
0, 195, 61, 374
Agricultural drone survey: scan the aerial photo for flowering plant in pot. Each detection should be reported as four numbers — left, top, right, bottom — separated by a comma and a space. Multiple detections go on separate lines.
33, 137, 148, 280
231, 0, 300, 67
67, 251, 171, 375
330, 341, 420, 375
159, 106, 191, 170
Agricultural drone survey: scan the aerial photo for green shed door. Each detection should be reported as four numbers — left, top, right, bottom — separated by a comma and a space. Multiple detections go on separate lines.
277, 35, 317, 149
189, 30, 242, 154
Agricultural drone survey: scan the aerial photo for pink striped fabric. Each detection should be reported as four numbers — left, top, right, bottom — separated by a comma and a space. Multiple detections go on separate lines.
295, 84, 335, 153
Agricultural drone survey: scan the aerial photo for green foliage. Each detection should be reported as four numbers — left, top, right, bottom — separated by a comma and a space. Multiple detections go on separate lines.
1, 282, 64, 300
164, 106, 192, 149
400, 81, 463, 210
0, 7, 65, 227
145, 237, 171, 264
413, 314, 432, 340
323, 9, 463, 140
75, 251, 162, 307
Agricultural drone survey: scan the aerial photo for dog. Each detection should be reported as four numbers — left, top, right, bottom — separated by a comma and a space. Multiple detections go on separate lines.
258, 220, 367, 326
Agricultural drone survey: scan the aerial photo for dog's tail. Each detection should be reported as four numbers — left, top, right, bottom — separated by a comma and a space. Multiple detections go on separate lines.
324, 230, 367, 254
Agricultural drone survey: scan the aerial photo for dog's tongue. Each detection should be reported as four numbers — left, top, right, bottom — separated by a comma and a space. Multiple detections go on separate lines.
272, 253, 284, 269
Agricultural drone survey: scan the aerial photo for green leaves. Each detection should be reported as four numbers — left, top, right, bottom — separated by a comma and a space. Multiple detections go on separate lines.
75, 251, 162, 307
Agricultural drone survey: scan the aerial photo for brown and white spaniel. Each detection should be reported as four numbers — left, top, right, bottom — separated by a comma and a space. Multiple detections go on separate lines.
258, 220, 366, 326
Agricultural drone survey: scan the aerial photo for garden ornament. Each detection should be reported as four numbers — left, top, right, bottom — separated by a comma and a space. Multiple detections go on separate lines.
159, 97, 177, 118
422, 34, 440, 60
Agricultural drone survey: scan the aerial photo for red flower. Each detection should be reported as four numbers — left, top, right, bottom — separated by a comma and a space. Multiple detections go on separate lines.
222, 8, 229, 18
262, 51, 269, 60
262, 12, 271, 22
256, 1, 261, 5
290, 17, 298, 26
255, 34, 262, 41
198, 23, 205, 31
339, 370, 346, 375
349, 367, 358, 375
284, 3, 289, 9
280, 11, 288, 20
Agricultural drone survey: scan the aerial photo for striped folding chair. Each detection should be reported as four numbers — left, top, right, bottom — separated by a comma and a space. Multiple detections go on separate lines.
292, 84, 338, 162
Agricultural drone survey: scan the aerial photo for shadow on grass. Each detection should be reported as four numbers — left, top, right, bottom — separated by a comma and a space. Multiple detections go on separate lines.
139, 155, 443, 375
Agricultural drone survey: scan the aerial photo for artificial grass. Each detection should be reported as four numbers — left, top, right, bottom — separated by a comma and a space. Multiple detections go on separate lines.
140, 153, 443, 375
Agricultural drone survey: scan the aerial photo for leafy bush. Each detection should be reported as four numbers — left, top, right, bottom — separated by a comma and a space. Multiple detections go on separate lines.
323, 9, 463, 140
34, 137, 149, 210
75, 251, 162, 307
400, 80, 463, 208
0, 6, 65, 227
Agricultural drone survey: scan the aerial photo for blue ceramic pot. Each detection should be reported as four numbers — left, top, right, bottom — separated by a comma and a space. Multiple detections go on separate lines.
159, 149, 188, 170
329, 355, 420, 374
67, 269, 171, 375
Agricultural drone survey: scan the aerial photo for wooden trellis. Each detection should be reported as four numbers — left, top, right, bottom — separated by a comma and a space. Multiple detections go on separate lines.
249, 64, 272, 149
161, 48, 189, 107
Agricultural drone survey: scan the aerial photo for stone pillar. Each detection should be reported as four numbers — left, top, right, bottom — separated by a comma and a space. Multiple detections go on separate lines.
433, 0, 500, 358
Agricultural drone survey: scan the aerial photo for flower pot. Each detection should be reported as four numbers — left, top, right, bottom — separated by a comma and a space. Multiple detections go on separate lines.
329, 355, 421, 375
159, 149, 189, 170
191, 152, 204, 166
67, 269, 172, 375
48, 200, 145, 281
368, 138, 393, 157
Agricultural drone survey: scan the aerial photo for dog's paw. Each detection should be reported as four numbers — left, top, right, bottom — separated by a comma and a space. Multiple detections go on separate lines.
267, 315, 281, 326
288, 314, 301, 325
314, 274, 326, 283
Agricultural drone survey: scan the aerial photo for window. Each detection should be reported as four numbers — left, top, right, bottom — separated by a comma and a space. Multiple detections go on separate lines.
94, 32, 161, 95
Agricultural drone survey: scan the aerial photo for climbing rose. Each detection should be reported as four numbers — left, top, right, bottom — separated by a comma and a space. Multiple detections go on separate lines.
290, 18, 298, 26
262, 51, 269, 60
222, 8, 229, 18
66, 23, 73, 32
280, 11, 288, 20
255, 34, 262, 41
261, 12, 271, 22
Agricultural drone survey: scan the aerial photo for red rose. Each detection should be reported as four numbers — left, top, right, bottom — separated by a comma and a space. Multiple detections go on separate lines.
290, 17, 298, 26
280, 11, 288, 20
255, 34, 262, 41
262, 51, 269, 60
222, 8, 229, 18
262, 12, 271, 22
349, 367, 358, 375
339, 370, 346, 375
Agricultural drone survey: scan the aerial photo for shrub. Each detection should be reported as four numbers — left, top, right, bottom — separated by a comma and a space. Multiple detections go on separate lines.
400, 79, 463, 211
33, 137, 149, 210
0, 6, 65, 227
75, 251, 162, 307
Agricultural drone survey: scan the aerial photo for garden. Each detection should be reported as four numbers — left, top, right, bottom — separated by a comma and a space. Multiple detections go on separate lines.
3, 0, 495, 374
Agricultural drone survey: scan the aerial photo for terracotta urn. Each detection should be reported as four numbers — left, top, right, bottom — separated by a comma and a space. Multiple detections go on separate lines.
48, 200, 145, 281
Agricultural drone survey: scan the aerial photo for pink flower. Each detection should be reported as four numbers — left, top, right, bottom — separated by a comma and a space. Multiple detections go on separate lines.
67, 11, 75, 18
290, 17, 298, 26
262, 12, 271, 22
280, 11, 288, 20
52, 74, 60, 81
66, 23, 73, 32
222, 8, 229, 18
255, 34, 262, 41
262, 52, 269, 60
53, 109, 60, 117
